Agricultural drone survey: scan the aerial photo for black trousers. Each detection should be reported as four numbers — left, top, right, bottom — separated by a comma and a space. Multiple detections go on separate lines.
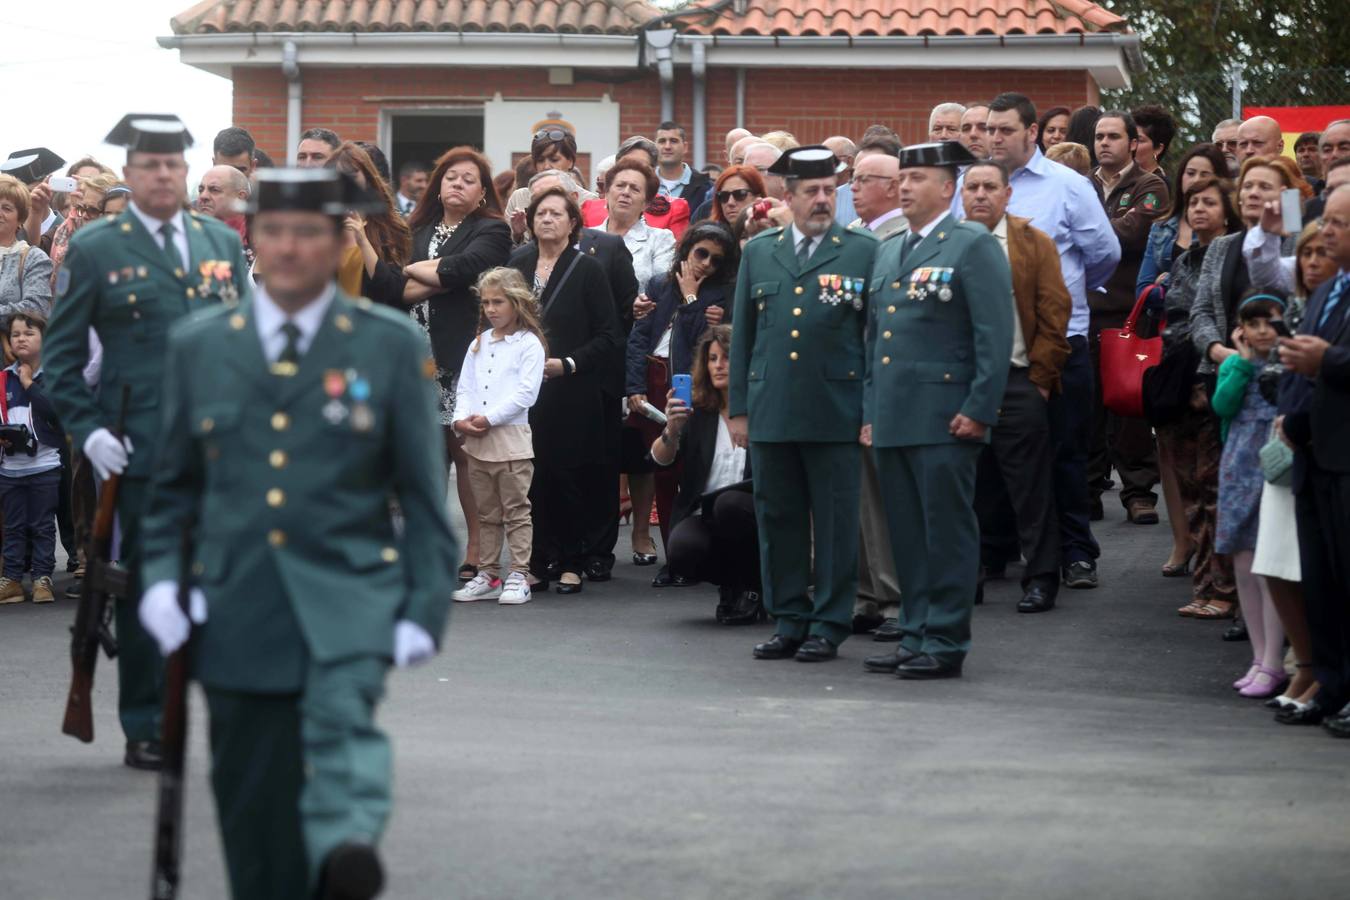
974, 368, 1060, 587
529, 460, 588, 578
1295, 465, 1350, 712
581, 405, 623, 573
1088, 311, 1159, 508
666, 490, 760, 592
1048, 336, 1100, 565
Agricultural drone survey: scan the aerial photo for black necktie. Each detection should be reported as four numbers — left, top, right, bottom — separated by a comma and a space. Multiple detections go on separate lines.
159, 221, 184, 275
278, 322, 302, 366
901, 230, 921, 265
796, 235, 812, 267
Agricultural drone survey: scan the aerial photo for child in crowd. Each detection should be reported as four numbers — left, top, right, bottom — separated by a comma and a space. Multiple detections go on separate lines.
451, 267, 546, 605
0, 312, 64, 605
1212, 290, 1288, 698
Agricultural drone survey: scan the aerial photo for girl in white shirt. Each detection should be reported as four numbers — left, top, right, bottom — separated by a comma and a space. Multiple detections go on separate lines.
451, 268, 547, 605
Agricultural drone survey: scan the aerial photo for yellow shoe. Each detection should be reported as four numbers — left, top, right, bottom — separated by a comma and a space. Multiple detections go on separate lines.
0, 577, 25, 604
31, 576, 55, 604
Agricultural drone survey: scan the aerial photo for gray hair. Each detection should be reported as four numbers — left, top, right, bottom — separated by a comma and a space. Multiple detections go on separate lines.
528, 168, 581, 196
929, 102, 967, 129
1212, 118, 1242, 139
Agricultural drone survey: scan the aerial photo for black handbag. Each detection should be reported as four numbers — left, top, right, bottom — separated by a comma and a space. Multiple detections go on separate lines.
1141, 283, 1199, 427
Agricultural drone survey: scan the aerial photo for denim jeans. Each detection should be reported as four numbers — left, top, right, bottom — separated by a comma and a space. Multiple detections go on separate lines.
0, 468, 61, 578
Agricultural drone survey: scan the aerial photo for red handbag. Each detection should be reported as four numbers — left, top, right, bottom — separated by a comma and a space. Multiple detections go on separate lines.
1099, 287, 1162, 419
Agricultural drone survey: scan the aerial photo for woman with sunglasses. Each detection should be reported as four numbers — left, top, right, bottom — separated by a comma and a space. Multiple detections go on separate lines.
625, 222, 739, 582
47, 173, 122, 286
710, 165, 767, 230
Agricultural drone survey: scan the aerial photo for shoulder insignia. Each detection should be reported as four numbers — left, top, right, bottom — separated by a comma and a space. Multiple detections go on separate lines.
1141, 192, 1159, 212
191, 219, 203, 231
831, 235, 841, 244
1119, 192, 1132, 207
230, 313, 246, 330
120, 223, 132, 233
938, 232, 946, 240
335, 313, 354, 333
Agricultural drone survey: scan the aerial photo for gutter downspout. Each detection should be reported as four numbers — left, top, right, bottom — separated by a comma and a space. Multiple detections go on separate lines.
282, 40, 301, 165
645, 29, 677, 124
690, 41, 707, 171
735, 67, 746, 129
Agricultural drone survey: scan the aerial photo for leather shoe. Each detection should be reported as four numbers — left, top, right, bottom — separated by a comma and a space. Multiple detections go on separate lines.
871, 618, 902, 642
124, 740, 163, 771
896, 653, 963, 680
1276, 699, 1326, 725
753, 634, 803, 660
1017, 583, 1056, 613
795, 635, 838, 662
1127, 499, 1160, 524
320, 841, 384, 900
1222, 618, 1249, 642
1321, 703, 1350, 738
863, 647, 919, 673
555, 576, 583, 595
583, 561, 612, 582
852, 612, 884, 634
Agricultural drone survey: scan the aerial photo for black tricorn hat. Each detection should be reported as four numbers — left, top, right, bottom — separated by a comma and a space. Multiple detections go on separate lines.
897, 141, 977, 170
2, 147, 66, 183
105, 114, 194, 153
767, 145, 848, 180
242, 168, 385, 216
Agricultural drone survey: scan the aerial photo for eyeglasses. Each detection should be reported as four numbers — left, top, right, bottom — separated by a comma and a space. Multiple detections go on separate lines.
74, 204, 102, 218
691, 246, 725, 266
1217, 140, 1240, 150
533, 129, 570, 144
716, 188, 753, 203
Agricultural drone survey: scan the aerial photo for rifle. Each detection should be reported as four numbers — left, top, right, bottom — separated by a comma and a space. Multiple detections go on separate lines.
150, 523, 194, 900
62, 385, 132, 743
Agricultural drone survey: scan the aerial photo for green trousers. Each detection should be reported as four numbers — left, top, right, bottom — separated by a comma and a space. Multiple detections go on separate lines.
113, 477, 161, 742
874, 443, 983, 665
204, 656, 391, 900
749, 441, 861, 646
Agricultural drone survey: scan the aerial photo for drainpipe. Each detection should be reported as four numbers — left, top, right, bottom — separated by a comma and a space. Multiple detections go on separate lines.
282, 40, 301, 165
690, 40, 707, 171
645, 29, 676, 124
735, 67, 746, 129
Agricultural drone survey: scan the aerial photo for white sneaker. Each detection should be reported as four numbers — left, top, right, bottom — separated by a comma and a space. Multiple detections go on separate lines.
453, 572, 501, 602
498, 572, 532, 605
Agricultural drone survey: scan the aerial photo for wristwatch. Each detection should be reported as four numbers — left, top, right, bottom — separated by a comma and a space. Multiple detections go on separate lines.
684, 293, 698, 305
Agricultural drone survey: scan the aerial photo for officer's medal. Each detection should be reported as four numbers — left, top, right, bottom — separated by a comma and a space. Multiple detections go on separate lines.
322, 369, 349, 425
937, 268, 953, 302
349, 375, 374, 433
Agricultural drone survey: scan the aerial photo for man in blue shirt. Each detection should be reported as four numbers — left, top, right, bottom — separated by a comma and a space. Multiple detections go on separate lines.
826, 135, 858, 225
952, 92, 1120, 590
655, 121, 713, 214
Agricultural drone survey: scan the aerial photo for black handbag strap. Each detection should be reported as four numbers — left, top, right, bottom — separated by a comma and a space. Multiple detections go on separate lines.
539, 252, 584, 316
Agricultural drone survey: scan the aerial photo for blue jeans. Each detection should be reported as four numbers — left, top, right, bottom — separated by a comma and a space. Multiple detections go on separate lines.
0, 468, 61, 578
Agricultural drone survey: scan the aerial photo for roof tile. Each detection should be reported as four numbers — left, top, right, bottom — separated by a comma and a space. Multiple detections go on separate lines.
678, 0, 1128, 37
171, 0, 662, 34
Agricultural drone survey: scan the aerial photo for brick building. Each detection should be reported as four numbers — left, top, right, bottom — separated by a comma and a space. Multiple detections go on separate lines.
161, 0, 1139, 182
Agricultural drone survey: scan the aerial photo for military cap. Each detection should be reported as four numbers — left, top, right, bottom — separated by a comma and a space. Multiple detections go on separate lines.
897, 141, 976, 171
767, 145, 848, 180
2, 148, 66, 184
105, 114, 194, 153
244, 168, 385, 216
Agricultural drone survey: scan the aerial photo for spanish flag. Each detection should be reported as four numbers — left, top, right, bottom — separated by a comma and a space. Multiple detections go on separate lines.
1243, 105, 1350, 161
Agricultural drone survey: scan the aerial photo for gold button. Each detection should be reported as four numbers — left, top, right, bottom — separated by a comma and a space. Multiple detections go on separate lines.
794, 286, 804, 295
848, 370, 856, 377
200, 417, 214, 433
174, 267, 184, 278
269, 450, 288, 469
757, 301, 765, 311
230, 314, 246, 330
268, 529, 286, 547
887, 305, 896, 313
789, 351, 799, 361
793, 307, 802, 316
271, 412, 290, 431
883, 330, 892, 339
266, 488, 285, 508
943, 373, 952, 382
755, 289, 763, 296
891, 281, 901, 289
186, 287, 196, 299
127, 294, 137, 304
381, 547, 399, 563
791, 329, 800, 338
882, 356, 891, 365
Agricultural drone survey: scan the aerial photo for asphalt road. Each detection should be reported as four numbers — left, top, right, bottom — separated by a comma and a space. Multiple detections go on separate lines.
1, 494, 1346, 900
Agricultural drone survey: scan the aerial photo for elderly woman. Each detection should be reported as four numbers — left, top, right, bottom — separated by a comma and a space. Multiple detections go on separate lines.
0, 175, 53, 319
401, 147, 514, 581
48, 172, 122, 282
598, 159, 676, 293
584, 137, 690, 238
510, 187, 622, 593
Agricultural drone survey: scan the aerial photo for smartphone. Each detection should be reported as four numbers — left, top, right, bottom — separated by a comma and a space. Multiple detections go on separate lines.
1280, 188, 1303, 236
1271, 319, 1292, 339
48, 175, 78, 193
671, 374, 693, 408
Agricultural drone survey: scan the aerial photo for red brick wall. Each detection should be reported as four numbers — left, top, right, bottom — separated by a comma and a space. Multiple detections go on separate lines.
232, 64, 1097, 166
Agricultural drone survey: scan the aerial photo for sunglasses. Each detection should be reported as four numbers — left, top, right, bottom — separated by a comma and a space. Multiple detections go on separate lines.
692, 246, 725, 266
716, 188, 753, 204
533, 128, 570, 143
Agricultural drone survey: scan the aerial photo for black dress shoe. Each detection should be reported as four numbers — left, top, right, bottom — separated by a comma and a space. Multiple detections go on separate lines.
320, 841, 385, 900
1275, 700, 1326, 725
795, 635, 838, 662
895, 653, 963, 680
852, 612, 884, 634
753, 634, 803, 660
631, 551, 658, 566
583, 560, 612, 582
863, 647, 919, 673
872, 618, 902, 642
1017, 584, 1056, 613
716, 589, 764, 625
651, 566, 692, 588
124, 740, 163, 771
1222, 618, 1248, 642
555, 576, 583, 595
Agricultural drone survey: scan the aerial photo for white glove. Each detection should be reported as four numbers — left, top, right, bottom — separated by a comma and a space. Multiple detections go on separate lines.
138, 580, 208, 656
393, 620, 435, 668
84, 428, 134, 480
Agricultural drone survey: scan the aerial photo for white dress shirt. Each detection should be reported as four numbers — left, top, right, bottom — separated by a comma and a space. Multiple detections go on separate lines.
395, 192, 417, 215
992, 217, 1030, 368
703, 416, 748, 496
253, 282, 336, 364
789, 223, 824, 260
128, 201, 189, 267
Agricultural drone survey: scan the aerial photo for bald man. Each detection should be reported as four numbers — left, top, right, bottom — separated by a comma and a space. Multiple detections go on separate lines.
1237, 115, 1284, 162
725, 128, 753, 163
196, 164, 249, 221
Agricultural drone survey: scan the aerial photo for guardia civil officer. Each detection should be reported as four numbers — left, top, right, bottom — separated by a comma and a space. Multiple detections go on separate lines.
136, 168, 458, 900
45, 115, 250, 769
861, 142, 1014, 679
727, 146, 878, 662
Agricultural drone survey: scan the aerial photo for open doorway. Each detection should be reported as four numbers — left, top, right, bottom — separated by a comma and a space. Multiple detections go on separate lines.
385, 109, 485, 184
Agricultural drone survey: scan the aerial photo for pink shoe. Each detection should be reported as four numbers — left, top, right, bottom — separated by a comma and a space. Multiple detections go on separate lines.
1239, 666, 1290, 699
1233, 662, 1261, 691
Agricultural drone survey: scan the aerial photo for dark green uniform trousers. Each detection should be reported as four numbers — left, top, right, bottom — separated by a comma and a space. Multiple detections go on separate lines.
749, 441, 861, 646
204, 656, 391, 900
874, 443, 983, 665
113, 477, 161, 742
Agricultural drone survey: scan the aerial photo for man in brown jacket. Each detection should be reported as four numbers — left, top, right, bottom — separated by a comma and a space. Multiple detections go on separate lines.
962, 161, 1071, 612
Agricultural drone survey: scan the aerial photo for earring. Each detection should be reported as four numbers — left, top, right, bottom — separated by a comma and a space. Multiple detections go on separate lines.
479, 197, 487, 208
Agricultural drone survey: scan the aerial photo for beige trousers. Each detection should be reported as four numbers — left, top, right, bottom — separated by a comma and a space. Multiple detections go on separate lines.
467, 457, 534, 577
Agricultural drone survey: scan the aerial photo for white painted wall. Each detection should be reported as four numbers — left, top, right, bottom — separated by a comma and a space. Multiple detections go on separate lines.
482, 93, 620, 178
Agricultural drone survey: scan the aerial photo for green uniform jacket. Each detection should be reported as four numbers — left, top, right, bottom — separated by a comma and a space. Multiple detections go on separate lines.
728, 222, 878, 442
864, 215, 1014, 447
46, 209, 250, 478
139, 291, 458, 693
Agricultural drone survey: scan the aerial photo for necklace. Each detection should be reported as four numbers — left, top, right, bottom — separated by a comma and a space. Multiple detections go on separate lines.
429, 218, 461, 257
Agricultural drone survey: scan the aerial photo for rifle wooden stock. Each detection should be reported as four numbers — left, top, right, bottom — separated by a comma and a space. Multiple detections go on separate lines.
150, 526, 194, 899
61, 385, 130, 743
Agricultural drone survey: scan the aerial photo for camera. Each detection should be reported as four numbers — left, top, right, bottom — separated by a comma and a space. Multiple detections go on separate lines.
751, 200, 773, 221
